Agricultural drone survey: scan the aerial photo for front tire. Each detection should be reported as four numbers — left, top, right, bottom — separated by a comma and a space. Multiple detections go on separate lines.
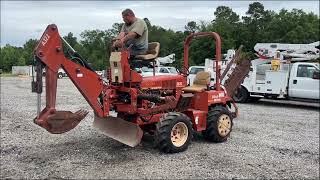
202, 106, 233, 143
155, 112, 193, 153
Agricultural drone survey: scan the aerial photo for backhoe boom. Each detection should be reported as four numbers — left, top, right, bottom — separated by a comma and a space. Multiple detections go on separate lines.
33, 24, 107, 133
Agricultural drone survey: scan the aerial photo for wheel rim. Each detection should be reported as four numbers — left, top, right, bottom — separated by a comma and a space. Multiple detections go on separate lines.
171, 122, 188, 147
218, 114, 231, 137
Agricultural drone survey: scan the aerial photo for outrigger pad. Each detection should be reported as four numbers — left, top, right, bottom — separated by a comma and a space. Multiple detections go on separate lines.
93, 115, 143, 147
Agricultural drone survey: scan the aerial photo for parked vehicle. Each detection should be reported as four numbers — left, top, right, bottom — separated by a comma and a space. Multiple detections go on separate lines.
57, 68, 67, 79
234, 42, 320, 102
235, 59, 319, 102
42, 68, 67, 79
187, 42, 320, 103
187, 66, 205, 85
139, 66, 178, 77
187, 49, 236, 85
95, 71, 104, 76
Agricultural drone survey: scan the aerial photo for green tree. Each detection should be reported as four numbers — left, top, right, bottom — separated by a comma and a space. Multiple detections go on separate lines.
110, 22, 124, 37
17, 56, 26, 66
63, 32, 78, 48
22, 39, 38, 65
242, 2, 274, 50
214, 6, 239, 23
264, 9, 319, 43
184, 21, 198, 33
1, 45, 18, 71
80, 29, 112, 70
212, 6, 240, 51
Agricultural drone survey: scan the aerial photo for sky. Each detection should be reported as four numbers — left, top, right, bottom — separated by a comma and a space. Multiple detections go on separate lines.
1, 1, 319, 47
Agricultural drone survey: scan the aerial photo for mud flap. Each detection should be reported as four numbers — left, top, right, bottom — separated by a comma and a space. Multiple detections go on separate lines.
93, 115, 143, 147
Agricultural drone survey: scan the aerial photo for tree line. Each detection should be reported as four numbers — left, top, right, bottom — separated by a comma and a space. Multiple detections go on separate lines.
1, 2, 319, 72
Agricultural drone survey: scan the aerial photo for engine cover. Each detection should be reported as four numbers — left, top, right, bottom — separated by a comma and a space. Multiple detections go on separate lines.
140, 75, 186, 90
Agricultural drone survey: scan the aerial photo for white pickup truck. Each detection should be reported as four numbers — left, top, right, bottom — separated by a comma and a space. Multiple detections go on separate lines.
235, 60, 320, 102
234, 41, 320, 102
187, 50, 236, 85
187, 66, 205, 85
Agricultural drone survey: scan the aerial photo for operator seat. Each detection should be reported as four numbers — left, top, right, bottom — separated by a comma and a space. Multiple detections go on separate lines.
182, 71, 211, 93
135, 42, 160, 60
130, 42, 160, 69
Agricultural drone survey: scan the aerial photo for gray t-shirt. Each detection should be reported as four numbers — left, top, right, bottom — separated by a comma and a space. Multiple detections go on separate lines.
121, 18, 148, 52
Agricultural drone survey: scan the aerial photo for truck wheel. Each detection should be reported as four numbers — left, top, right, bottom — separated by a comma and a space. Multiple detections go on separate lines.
57, 72, 63, 79
202, 106, 233, 143
233, 86, 249, 103
155, 112, 193, 153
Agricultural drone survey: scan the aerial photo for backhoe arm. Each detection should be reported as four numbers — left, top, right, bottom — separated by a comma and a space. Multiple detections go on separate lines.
32, 24, 108, 133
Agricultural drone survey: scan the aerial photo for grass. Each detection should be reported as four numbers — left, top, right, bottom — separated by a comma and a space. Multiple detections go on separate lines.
0, 73, 19, 77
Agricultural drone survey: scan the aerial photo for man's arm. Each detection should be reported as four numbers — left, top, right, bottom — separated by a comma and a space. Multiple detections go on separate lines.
121, 32, 138, 44
116, 32, 126, 40
112, 32, 126, 48
113, 32, 137, 48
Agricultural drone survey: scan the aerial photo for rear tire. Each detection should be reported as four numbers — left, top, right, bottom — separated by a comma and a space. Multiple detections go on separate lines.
155, 112, 193, 153
233, 86, 249, 103
202, 106, 233, 143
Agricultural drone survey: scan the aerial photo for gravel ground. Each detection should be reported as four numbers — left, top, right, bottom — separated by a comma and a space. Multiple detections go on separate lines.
1, 76, 319, 179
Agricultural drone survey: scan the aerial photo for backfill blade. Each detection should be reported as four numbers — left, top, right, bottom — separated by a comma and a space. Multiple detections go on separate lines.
93, 115, 143, 147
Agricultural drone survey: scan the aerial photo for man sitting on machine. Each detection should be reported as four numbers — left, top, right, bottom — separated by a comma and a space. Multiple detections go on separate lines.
112, 9, 161, 69
112, 9, 148, 56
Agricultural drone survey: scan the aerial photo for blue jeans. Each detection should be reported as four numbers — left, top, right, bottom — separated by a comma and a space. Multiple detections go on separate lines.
126, 41, 148, 56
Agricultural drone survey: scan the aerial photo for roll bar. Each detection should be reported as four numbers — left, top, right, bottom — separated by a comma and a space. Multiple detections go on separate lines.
183, 32, 222, 91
